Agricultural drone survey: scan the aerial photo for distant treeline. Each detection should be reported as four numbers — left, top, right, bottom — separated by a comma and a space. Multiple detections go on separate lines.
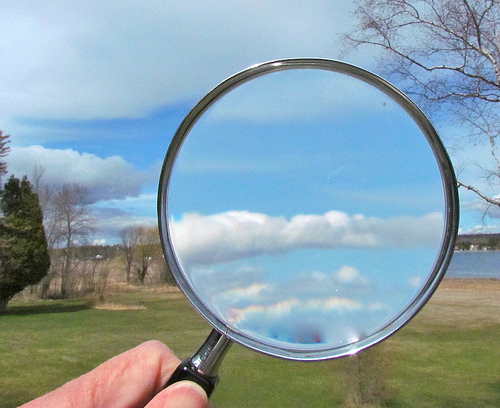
50, 244, 123, 260
66, 235, 500, 256
455, 233, 500, 250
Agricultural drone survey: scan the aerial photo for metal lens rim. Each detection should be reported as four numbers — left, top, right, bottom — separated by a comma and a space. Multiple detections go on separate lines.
158, 58, 459, 361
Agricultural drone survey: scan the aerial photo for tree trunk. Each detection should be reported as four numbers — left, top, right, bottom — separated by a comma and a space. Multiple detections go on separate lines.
125, 264, 131, 284
40, 278, 49, 299
138, 268, 146, 285
0, 297, 10, 314
60, 248, 73, 299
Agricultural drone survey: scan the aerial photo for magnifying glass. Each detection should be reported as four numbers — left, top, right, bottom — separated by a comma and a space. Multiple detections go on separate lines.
157, 58, 459, 397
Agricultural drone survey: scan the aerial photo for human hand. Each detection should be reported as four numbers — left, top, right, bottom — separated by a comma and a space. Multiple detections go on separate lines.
20, 341, 210, 408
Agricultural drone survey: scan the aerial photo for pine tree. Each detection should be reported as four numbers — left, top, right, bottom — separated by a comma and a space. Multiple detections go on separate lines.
0, 176, 50, 313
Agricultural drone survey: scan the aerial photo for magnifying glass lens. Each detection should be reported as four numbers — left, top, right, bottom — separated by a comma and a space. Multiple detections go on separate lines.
158, 59, 458, 393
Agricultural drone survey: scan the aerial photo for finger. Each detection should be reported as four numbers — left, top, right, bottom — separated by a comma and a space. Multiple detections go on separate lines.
145, 381, 209, 408
20, 341, 181, 408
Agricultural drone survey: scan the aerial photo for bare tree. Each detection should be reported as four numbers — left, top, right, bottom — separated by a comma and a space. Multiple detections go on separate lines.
95, 259, 110, 303
36, 183, 96, 298
132, 226, 160, 285
344, 0, 500, 207
55, 184, 96, 297
0, 131, 10, 186
34, 183, 60, 299
119, 226, 138, 284
31, 164, 46, 193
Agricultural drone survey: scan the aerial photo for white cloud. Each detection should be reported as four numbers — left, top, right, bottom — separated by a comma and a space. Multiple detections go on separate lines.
408, 276, 422, 288
335, 266, 369, 285
6, 145, 146, 202
458, 193, 500, 233
221, 283, 269, 304
459, 222, 500, 235
170, 210, 444, 267
0, 1, 359, 129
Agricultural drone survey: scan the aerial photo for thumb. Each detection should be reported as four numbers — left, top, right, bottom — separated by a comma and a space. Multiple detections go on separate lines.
146, 381, 209, 408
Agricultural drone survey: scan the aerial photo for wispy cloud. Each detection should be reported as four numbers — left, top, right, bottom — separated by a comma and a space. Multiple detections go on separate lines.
0, 1, 357, 128
91, 194, 158, 242
209, 69, 396, 123
189, 262, 405, 348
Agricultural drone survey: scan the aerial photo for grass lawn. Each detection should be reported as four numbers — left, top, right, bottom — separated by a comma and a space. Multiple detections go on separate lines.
0, 279, 499, 407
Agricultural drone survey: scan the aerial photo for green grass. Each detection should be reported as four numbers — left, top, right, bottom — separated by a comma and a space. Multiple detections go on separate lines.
1, 281, 499, 407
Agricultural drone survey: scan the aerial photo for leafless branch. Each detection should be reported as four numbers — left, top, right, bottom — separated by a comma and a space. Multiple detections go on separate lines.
345, 0, 500, 208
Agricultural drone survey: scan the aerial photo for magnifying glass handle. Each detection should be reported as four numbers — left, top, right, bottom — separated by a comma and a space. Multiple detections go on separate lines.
164, 359, 220, 396
164, 329, 232, 397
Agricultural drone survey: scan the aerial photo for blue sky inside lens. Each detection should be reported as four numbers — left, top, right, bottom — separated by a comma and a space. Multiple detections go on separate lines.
165, 69, 446, 348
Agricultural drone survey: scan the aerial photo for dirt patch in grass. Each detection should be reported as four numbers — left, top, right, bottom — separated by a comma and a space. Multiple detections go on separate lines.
439, 278, 500, 292
421, 278, 500, 327
92, 302, 148, 311
104, 283, 181, 294
435, 279, 500, 308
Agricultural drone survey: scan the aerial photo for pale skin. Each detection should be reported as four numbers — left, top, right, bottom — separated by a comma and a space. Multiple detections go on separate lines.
20, 341, 210, 408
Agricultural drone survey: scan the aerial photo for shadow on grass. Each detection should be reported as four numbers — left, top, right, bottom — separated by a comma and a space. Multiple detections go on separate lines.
486, 381, 500, 405
0, 390, 30, 408
4, 301, 90, 316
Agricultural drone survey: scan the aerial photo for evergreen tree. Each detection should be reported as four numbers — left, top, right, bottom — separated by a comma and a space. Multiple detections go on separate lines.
0, 175, 50, 313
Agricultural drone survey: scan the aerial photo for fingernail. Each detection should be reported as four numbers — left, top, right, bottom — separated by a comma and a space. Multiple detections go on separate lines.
164, 381, 208, 408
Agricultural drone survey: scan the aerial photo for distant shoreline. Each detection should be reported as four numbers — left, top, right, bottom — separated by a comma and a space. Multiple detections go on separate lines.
455, 233, 500, 251
454, 248, 500, 252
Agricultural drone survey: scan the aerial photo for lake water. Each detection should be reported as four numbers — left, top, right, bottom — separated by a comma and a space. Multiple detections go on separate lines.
445, 250, 500, 279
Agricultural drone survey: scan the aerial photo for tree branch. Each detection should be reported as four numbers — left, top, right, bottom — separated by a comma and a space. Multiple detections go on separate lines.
458, 180, 500, 207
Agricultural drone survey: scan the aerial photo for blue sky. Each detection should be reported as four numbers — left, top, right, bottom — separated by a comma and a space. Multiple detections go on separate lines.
1, 0, 497, 249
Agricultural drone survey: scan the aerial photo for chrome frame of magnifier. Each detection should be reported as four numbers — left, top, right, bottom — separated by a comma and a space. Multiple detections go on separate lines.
158, 58, 459, 381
